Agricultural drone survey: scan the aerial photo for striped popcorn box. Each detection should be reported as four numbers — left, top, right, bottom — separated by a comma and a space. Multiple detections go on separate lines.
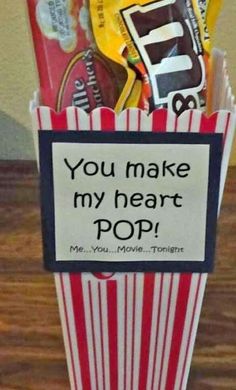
30, 52, 236, 390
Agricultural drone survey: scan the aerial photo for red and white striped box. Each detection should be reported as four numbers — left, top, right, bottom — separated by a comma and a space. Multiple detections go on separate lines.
31, 53, 236, 390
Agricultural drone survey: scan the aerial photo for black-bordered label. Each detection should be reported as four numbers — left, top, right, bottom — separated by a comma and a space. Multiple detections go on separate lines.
39, 131, 222, 273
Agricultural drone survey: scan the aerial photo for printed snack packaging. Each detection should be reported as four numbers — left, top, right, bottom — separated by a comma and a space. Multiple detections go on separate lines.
27, 0, 222, 114
27, 0, 128, 112
90, 0, 223, 114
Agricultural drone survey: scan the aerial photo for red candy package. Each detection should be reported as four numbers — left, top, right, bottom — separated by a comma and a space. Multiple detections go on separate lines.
26, 0, 124, 111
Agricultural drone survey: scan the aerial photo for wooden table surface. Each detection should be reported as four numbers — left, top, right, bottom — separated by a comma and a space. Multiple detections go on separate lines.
0, 161, 235, 390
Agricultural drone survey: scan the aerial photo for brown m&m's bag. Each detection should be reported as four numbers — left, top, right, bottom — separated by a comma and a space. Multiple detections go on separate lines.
90, 0, 223, 114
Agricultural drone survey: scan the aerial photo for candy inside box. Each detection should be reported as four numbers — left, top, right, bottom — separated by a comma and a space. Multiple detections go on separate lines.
30, 50, 236, 390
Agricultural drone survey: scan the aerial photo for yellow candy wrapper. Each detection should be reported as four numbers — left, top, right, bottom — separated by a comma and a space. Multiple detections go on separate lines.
125, 79, 142, 108
90, 0, 222, 114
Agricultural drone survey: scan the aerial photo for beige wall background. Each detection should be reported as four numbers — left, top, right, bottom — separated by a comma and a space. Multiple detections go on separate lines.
0, 1, 236, 162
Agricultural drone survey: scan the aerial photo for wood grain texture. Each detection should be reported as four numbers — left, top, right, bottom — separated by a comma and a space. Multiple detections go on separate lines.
0, 161, 235, 390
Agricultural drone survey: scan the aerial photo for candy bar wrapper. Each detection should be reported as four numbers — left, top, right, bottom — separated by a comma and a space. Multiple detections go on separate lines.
30, 50, 236, 390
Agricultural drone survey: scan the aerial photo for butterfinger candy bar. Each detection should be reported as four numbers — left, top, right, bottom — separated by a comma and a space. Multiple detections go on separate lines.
90, 0, 222, 114
26, 0, 125, 111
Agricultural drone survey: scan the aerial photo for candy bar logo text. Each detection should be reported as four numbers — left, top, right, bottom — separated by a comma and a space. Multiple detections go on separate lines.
72, 49, 104, 112
122, 0, 205, 113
